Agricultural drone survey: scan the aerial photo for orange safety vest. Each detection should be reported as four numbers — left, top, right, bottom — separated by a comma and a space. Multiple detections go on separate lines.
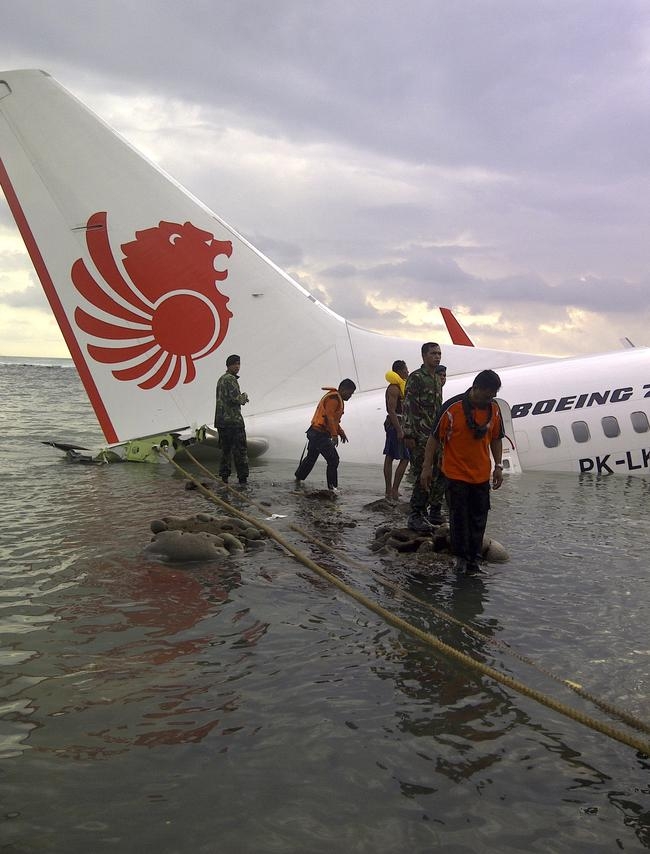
310, 387, 345, 438
436, 398, 503, 483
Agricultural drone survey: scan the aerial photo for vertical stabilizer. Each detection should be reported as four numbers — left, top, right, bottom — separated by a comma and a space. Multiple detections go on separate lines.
1, 70, 559, 448
0, 70, 356, 442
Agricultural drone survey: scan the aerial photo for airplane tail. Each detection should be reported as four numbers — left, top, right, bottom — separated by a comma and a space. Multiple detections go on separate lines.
0, 70, 368, 443
1, 70, 550, 447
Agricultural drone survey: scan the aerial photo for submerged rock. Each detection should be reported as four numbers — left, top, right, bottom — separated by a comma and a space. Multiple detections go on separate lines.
482, 538, 509, 563
364, 498, 402, 512
372, 525, 449, 554
145, 530, 229, 562
372, 523, 509, 563
301, 489, 338, 501
146, 512, 267, 562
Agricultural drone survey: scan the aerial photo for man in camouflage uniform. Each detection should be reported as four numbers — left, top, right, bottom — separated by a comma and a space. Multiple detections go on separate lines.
403, 341, 445, 531
214, 354, 250, 485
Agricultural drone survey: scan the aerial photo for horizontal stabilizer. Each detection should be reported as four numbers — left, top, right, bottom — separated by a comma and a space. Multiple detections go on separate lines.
440, 307, 474, 346
42, 440, 91, 452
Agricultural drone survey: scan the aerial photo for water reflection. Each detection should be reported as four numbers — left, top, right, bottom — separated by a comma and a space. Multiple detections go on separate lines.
5, 558, 274, 758
378, 572, 514, 783
3, 362, 650, 850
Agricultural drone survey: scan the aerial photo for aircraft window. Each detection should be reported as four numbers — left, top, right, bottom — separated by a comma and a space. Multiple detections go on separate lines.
630, 411, 650, 433
601, 416, 620, 438
571, 421, 590, 443
541, 425, 560, 448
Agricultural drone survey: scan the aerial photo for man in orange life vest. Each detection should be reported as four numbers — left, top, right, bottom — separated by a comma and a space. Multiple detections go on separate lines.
294, 379, 356, 493
421, 370, 504, 575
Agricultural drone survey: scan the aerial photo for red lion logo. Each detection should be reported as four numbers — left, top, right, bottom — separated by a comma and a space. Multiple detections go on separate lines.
71, 212, 233, 390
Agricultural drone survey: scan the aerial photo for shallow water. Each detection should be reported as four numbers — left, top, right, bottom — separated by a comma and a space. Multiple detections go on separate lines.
0, 361, 649, 852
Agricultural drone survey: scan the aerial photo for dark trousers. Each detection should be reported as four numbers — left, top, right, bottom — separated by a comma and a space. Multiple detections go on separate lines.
410, 441, 445, 514
295, 427, 340, 488
217, 423, 249, 482
446, 479, 491, 562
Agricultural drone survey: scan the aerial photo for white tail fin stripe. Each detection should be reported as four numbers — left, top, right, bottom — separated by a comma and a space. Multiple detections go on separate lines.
72, 257, 155, 323
79, 212, 156, 313
75, 309, 154, 339
85, 339, 157, 364
0, 155, 120, 442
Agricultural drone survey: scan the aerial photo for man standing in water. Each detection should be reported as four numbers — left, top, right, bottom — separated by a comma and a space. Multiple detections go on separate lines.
214, 354, 250, 485
294, 379, 356, 494
421, 369, 504, 575
403, 342, 444, 531
383, 359, 410, 502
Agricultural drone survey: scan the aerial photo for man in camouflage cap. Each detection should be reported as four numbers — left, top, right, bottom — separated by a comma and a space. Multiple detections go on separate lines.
214, 354, 250, 485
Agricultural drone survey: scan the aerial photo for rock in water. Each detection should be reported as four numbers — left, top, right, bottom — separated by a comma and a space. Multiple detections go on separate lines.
372, 523, 510, 563
145, 513, 267, 561
145, 530, 229, 562
482, 537, 509, 563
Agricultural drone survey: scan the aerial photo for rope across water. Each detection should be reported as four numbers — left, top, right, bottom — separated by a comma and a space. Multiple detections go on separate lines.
158, 448, 650, 756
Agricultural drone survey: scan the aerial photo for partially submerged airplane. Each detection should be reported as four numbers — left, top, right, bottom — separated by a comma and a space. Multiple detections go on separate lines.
1, 69, 649, 475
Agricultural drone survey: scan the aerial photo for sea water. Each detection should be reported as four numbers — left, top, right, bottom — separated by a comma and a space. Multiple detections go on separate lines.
0, 359, 649, 853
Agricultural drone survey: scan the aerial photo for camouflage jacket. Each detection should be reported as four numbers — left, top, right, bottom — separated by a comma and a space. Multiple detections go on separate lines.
214, 372, 247, 427
402, 365, 442, 443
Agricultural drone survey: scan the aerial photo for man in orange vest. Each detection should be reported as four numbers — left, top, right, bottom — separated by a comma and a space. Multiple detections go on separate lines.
421, 370, 504, 575
294, 379, 356, 494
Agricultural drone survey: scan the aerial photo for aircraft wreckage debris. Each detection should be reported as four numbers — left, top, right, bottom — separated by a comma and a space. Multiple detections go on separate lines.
145, 513, 266, 562
370, 520, 509, 562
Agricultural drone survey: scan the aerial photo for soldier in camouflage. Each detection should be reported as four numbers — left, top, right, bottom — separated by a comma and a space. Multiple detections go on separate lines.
403, 342, 445, 531
214, 354, 250, 485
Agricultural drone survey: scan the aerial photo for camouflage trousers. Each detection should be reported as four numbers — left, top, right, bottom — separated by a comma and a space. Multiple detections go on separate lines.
409, 440, 446, 514
217, 423, 249, 482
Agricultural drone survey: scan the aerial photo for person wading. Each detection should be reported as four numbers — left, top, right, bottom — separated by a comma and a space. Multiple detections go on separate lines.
383, 359, 410, 502
214, 354, 250, 485
294, 379, 356, 495
403, 342, 445, 531
421, 369, 504, 575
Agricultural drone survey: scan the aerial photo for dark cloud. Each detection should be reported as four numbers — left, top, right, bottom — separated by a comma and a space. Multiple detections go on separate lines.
552, 276, 648, 313
320, 263, 359, 279
2, 1, 650, 354
247, 233, 304, 269
363, 255, 474, 286
5, 0, 649, 176
320, 246, 649, 322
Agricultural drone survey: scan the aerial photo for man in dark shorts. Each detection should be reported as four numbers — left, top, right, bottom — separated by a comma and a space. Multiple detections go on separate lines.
383, 360, 410, 501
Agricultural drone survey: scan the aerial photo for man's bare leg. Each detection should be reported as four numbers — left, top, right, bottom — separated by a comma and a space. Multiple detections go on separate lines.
383, 456, 394, 499
391, 458, 409, 501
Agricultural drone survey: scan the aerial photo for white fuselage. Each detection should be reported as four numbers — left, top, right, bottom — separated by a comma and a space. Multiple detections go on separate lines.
246, 348, 650, 476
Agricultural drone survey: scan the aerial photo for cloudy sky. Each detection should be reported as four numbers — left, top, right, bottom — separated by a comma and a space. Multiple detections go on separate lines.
1, 0, 650, 358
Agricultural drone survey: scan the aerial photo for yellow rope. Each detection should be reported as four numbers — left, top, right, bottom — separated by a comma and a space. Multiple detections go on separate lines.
289, 524, 650, 737
182, 449, 650, 735
160, 449, 650, 755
